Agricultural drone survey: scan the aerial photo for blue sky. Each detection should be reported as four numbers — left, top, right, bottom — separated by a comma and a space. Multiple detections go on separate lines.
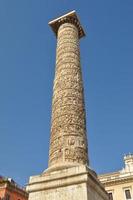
0, 0, 133, 186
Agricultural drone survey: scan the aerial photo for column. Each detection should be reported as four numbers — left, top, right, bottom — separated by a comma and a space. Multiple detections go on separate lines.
48, 11, 89, 169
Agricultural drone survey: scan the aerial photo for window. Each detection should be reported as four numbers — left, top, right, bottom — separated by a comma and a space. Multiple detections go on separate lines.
125, 189, 132, 199
108, 193, 113, 200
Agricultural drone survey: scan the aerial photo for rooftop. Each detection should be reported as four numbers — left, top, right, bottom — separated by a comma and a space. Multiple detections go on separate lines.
98, 153, 133, 186
0, 176, 27, 194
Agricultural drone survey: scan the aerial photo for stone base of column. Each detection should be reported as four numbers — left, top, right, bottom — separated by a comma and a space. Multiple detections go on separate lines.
26, 166, 108, 200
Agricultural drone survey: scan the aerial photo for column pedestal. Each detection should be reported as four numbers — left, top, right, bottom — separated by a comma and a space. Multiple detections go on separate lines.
27, 166, 108, 200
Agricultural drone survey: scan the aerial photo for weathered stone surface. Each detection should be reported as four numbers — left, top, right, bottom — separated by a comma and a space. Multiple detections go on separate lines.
27, 166, 108, 200
49, 21, 88, 168
27, 11, 108, 200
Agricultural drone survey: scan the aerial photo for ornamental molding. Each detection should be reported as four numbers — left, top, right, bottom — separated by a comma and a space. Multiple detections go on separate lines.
49, 10, 85, 39
99, 176, 133, 187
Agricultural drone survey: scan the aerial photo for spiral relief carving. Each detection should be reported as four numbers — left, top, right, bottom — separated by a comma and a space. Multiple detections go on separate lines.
48, 21, 89, 168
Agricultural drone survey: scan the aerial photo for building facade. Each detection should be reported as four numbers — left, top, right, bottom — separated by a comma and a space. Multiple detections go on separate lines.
0, 177, 28, 200
99, 154, 133, 200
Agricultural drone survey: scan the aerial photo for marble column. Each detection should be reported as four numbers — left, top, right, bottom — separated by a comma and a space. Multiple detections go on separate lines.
48, 11, 88, 170
26, 11, 108, 200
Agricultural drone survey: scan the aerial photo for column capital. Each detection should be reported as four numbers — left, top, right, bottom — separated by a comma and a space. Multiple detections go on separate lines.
49, 10, 85, 39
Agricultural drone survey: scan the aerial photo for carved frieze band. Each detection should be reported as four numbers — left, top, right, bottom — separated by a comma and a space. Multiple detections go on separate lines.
49, 22, 88, 167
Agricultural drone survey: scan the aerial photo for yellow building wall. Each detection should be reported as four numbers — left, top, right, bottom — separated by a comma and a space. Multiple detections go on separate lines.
105, 181, 133, 200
